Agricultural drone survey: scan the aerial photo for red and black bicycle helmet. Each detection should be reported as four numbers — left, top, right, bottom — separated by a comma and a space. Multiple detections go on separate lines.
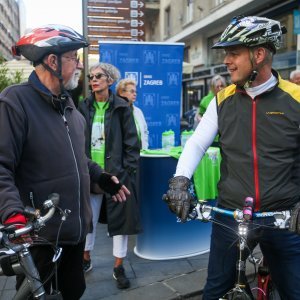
12, 24, 88, 63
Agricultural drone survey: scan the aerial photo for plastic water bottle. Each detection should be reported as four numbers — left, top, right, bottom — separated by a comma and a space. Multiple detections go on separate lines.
181, 130, 194, 148
162, 130, 175, 151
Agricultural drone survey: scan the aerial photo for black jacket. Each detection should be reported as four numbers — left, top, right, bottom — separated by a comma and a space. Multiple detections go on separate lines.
78, 91, 142, 236
0, 71, 103, 244
217, 70, 300, 211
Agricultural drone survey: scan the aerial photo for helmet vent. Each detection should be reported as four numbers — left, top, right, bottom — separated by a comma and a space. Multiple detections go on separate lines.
271, 24, 280, 33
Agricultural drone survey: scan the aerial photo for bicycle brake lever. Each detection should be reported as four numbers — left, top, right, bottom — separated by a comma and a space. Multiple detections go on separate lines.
273, 211, 291, 229
201, 204, 213, 220
188, 204, 212, 221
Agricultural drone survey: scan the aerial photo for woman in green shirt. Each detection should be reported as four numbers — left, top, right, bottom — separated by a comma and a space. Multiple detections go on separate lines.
78, 63, 141, 289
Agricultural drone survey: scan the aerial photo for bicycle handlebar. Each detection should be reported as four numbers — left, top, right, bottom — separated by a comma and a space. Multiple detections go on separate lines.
1, 193, 60, 245
0, 193, 61, 299
189, 203, 291, 229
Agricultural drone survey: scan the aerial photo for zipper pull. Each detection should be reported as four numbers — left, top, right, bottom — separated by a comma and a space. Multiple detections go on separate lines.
62, 114, 70, 133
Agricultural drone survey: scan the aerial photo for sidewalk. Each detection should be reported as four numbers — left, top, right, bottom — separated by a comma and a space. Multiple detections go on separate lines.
0, 223, 261, 300
81, 223, 207, 300
81, 222, 261, 300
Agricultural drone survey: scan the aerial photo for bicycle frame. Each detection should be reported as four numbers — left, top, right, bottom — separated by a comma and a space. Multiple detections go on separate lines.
8, 245, 46, 300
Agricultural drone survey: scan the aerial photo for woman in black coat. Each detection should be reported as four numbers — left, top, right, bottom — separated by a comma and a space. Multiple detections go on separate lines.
78, 63, 141, 289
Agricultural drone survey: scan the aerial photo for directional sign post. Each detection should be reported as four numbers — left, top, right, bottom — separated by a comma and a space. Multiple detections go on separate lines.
85, 0, 145, 54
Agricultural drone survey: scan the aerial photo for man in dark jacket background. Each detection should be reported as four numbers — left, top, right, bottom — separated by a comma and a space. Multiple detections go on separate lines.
0, 25, 129, 300
78, 62, 141, 289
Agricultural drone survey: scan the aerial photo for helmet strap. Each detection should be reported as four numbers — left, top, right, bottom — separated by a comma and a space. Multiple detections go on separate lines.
243, 49, 258, 88
42, 55, 68, 101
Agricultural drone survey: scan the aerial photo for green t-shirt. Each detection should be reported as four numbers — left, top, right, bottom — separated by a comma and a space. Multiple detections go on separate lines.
91, 101, 109, 168
199, 91, 214, 116
199, 91, 219, 142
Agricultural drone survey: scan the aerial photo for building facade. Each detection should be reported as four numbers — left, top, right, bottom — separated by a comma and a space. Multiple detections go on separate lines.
0, 0, 20, 60
152, 0, 299, 114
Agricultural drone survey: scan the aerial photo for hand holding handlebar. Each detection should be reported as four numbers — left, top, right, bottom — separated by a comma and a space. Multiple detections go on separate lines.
162, 176, 195, 222
4, 213, 26, 229
6, 193, 60, 241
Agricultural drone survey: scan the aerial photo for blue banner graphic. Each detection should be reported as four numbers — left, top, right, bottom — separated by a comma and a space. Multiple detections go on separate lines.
99, 41, 184, 149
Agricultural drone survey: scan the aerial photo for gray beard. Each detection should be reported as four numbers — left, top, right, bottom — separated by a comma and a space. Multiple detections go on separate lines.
65, 71, 81, 90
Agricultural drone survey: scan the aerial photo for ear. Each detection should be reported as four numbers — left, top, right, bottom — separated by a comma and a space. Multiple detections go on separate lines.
45, 54, 58, 71
119, 90, 126, 97
107, 77, 114, 86
254, 47, 267, 64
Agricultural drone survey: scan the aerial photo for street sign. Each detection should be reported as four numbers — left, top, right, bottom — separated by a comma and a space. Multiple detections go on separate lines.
88, 0, 144, 9
86, 0, 145, 51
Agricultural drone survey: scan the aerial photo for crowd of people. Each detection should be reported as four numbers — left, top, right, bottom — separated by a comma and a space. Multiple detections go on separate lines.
0, 14, 299, 300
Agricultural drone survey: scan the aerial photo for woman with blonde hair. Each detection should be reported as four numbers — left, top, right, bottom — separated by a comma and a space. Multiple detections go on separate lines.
116, 79, 149, 149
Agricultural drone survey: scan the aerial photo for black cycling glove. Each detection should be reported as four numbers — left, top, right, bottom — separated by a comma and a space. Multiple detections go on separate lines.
98, 172, 122, 196
162, 176, 195, 222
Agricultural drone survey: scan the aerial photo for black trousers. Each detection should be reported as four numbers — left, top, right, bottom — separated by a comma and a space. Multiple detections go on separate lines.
16, 241, 86, 300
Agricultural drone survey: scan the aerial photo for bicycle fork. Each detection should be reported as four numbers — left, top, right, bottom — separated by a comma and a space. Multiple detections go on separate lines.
14, 246, 46, 300
220, 223, 253, 300
237, 229, 253, 296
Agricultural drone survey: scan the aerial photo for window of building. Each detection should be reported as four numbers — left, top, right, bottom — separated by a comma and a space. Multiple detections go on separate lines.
184, 46, 190, 62
164, 6, 171, 38
207, 34, 224, 66
214, 0, 225, 6
277, 17, 288, 52
185, 0, 194, 24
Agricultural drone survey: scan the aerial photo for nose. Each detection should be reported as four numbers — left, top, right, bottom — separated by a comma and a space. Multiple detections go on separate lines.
223, 54, 229, 65
77, 60, 84, 70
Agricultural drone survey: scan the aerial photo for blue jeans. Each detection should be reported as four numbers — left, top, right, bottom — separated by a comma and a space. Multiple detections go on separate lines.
203, 212, 300, 300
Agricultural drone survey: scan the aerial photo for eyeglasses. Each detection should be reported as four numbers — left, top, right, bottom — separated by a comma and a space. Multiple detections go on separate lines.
87, 73, 108, 81
124, 89, 137, 94
62, 55, 80, 66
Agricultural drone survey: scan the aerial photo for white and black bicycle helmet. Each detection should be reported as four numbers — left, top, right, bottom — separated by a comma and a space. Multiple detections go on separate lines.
12, 24, 88, 63
212, 16, 287, 53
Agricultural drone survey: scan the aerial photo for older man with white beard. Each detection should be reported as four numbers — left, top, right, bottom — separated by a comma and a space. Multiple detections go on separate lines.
0, 25, 129, 300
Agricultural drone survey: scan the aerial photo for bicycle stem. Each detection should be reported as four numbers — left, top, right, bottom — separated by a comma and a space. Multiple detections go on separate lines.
236, 223, 250, 288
